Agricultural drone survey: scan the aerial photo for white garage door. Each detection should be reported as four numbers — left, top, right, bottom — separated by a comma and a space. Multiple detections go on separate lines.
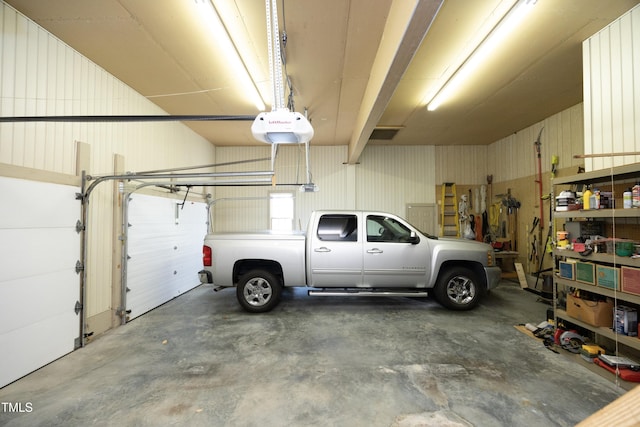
126, 193, 207, 320
0, 177, 80, 388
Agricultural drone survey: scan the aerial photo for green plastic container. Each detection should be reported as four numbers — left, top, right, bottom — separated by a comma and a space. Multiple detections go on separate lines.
616, 241, 634, 257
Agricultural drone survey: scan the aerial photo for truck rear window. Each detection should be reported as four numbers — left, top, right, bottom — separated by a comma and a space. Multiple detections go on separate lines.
317, 215, 358, 241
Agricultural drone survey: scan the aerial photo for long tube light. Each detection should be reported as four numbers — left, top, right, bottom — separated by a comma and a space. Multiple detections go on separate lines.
427, 0, 537, 111
196, 0, 266, 111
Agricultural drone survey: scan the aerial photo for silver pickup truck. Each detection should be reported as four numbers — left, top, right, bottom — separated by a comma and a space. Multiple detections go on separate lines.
199, 210, 501, 313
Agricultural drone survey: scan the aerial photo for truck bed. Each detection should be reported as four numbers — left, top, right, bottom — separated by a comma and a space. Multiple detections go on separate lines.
205, 230, 307, 288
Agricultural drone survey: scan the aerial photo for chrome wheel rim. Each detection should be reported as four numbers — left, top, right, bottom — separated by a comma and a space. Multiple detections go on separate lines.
243, 277, 273, 307
446, 275, 475, 305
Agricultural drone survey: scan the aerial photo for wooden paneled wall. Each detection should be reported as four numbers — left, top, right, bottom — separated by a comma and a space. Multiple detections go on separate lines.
583, 4, 640, 171
212, 145, 437, 232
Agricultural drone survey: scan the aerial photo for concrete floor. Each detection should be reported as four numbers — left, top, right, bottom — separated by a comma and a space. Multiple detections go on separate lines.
0, 281, 627, 426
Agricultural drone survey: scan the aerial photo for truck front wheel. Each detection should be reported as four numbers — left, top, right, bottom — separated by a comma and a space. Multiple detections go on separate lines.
236, 269, 282, 313
433, 267, 482, 310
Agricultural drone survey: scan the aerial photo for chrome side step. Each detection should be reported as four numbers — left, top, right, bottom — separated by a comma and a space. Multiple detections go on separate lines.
307, 289, 428, 298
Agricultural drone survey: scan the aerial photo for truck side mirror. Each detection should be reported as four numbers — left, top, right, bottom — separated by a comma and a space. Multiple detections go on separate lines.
409, 231, 420, 244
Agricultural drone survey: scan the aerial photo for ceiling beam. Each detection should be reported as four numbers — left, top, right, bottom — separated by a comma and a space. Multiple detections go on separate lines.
346, 0, 443, 164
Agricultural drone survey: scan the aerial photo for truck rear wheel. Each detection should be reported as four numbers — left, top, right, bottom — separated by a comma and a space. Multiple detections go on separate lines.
433, 267, 482, 310
236, 269, 282, 313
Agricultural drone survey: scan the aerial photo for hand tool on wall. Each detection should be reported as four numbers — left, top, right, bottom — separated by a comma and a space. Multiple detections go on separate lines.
530, 234, 537, 262
534, 224, 553, 288
533, 127, 544, 230
551, 155, 559, 178
533, 128, 545, 278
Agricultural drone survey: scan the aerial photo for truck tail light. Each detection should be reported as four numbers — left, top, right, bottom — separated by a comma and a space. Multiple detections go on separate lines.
203, 245, 212, 266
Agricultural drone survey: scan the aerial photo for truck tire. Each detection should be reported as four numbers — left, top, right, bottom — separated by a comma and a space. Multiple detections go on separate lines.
433, 267, 481, 310
236, 269, 282, 313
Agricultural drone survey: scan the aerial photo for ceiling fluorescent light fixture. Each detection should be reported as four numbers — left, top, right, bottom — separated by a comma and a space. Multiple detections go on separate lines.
427, 0, 537, 111
196, 0, 265, 111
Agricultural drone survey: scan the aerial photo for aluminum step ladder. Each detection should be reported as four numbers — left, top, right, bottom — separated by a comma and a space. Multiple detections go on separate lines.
440, 182, 460, 237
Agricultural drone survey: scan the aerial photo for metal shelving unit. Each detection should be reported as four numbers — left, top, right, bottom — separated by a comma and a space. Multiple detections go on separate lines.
552, 162, 640, 353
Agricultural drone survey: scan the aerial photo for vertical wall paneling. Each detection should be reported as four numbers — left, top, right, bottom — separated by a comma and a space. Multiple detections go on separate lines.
634, 8, 640, 161
212, 145, 352, 232
583, 38, 593, 166
356, 146, 436, 216
485, 104, 584, 183
583, 4, 640, 171
620, 13, 635, 158
406, 203, 438, 236
0, 177, 80, 387
435, 145, 490, 185
346, 164, 357, 210
213, 145, 436, 232
610, 17, 623, 164
302, 145, 352, 220
589, 30, 603, 169
0, 5, 15, 163
212, 128, 587, 234
126, 194, 207, 321
211, 146, 272, 232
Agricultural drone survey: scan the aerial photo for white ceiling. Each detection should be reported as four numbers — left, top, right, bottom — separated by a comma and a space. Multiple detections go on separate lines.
5, 0, 640, 163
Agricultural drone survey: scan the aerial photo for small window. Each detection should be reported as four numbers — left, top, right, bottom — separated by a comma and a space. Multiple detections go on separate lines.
270, 192, 294, 231
317, 215, 358, 241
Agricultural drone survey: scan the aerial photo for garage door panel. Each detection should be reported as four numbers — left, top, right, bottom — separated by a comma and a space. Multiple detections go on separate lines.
128, 260, 174, 286
128, 238, 202, 269
127, 265, 200, 319
127, 283, 175, 318
0, 177, 79, 228
1, 310, 78, 387
127, 196, 173, 223
0, 228, 79, 282
126, 195, 206, 321
0, 269, 78, 336
128, 237, 176, 255
0, 177, 80, 387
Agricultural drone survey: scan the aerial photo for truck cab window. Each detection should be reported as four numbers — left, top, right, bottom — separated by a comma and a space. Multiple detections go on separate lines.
317, 215, 358, 241
367, 215, 413, 243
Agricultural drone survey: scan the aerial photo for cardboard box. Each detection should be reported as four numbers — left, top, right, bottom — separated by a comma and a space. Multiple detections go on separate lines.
575, 262, 595, 285
566, 294, 613, 327
614, 305, 638, 336
622, 266, 640, 296
596, 265, 620, 290
559, 261, 575, 280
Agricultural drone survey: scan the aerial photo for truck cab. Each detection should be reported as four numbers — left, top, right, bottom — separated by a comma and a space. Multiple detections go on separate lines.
308, 212, 430, 288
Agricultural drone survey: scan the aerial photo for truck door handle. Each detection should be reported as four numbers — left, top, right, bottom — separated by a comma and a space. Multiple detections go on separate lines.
314, 247, 331, 253
367, 248, 383, 254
